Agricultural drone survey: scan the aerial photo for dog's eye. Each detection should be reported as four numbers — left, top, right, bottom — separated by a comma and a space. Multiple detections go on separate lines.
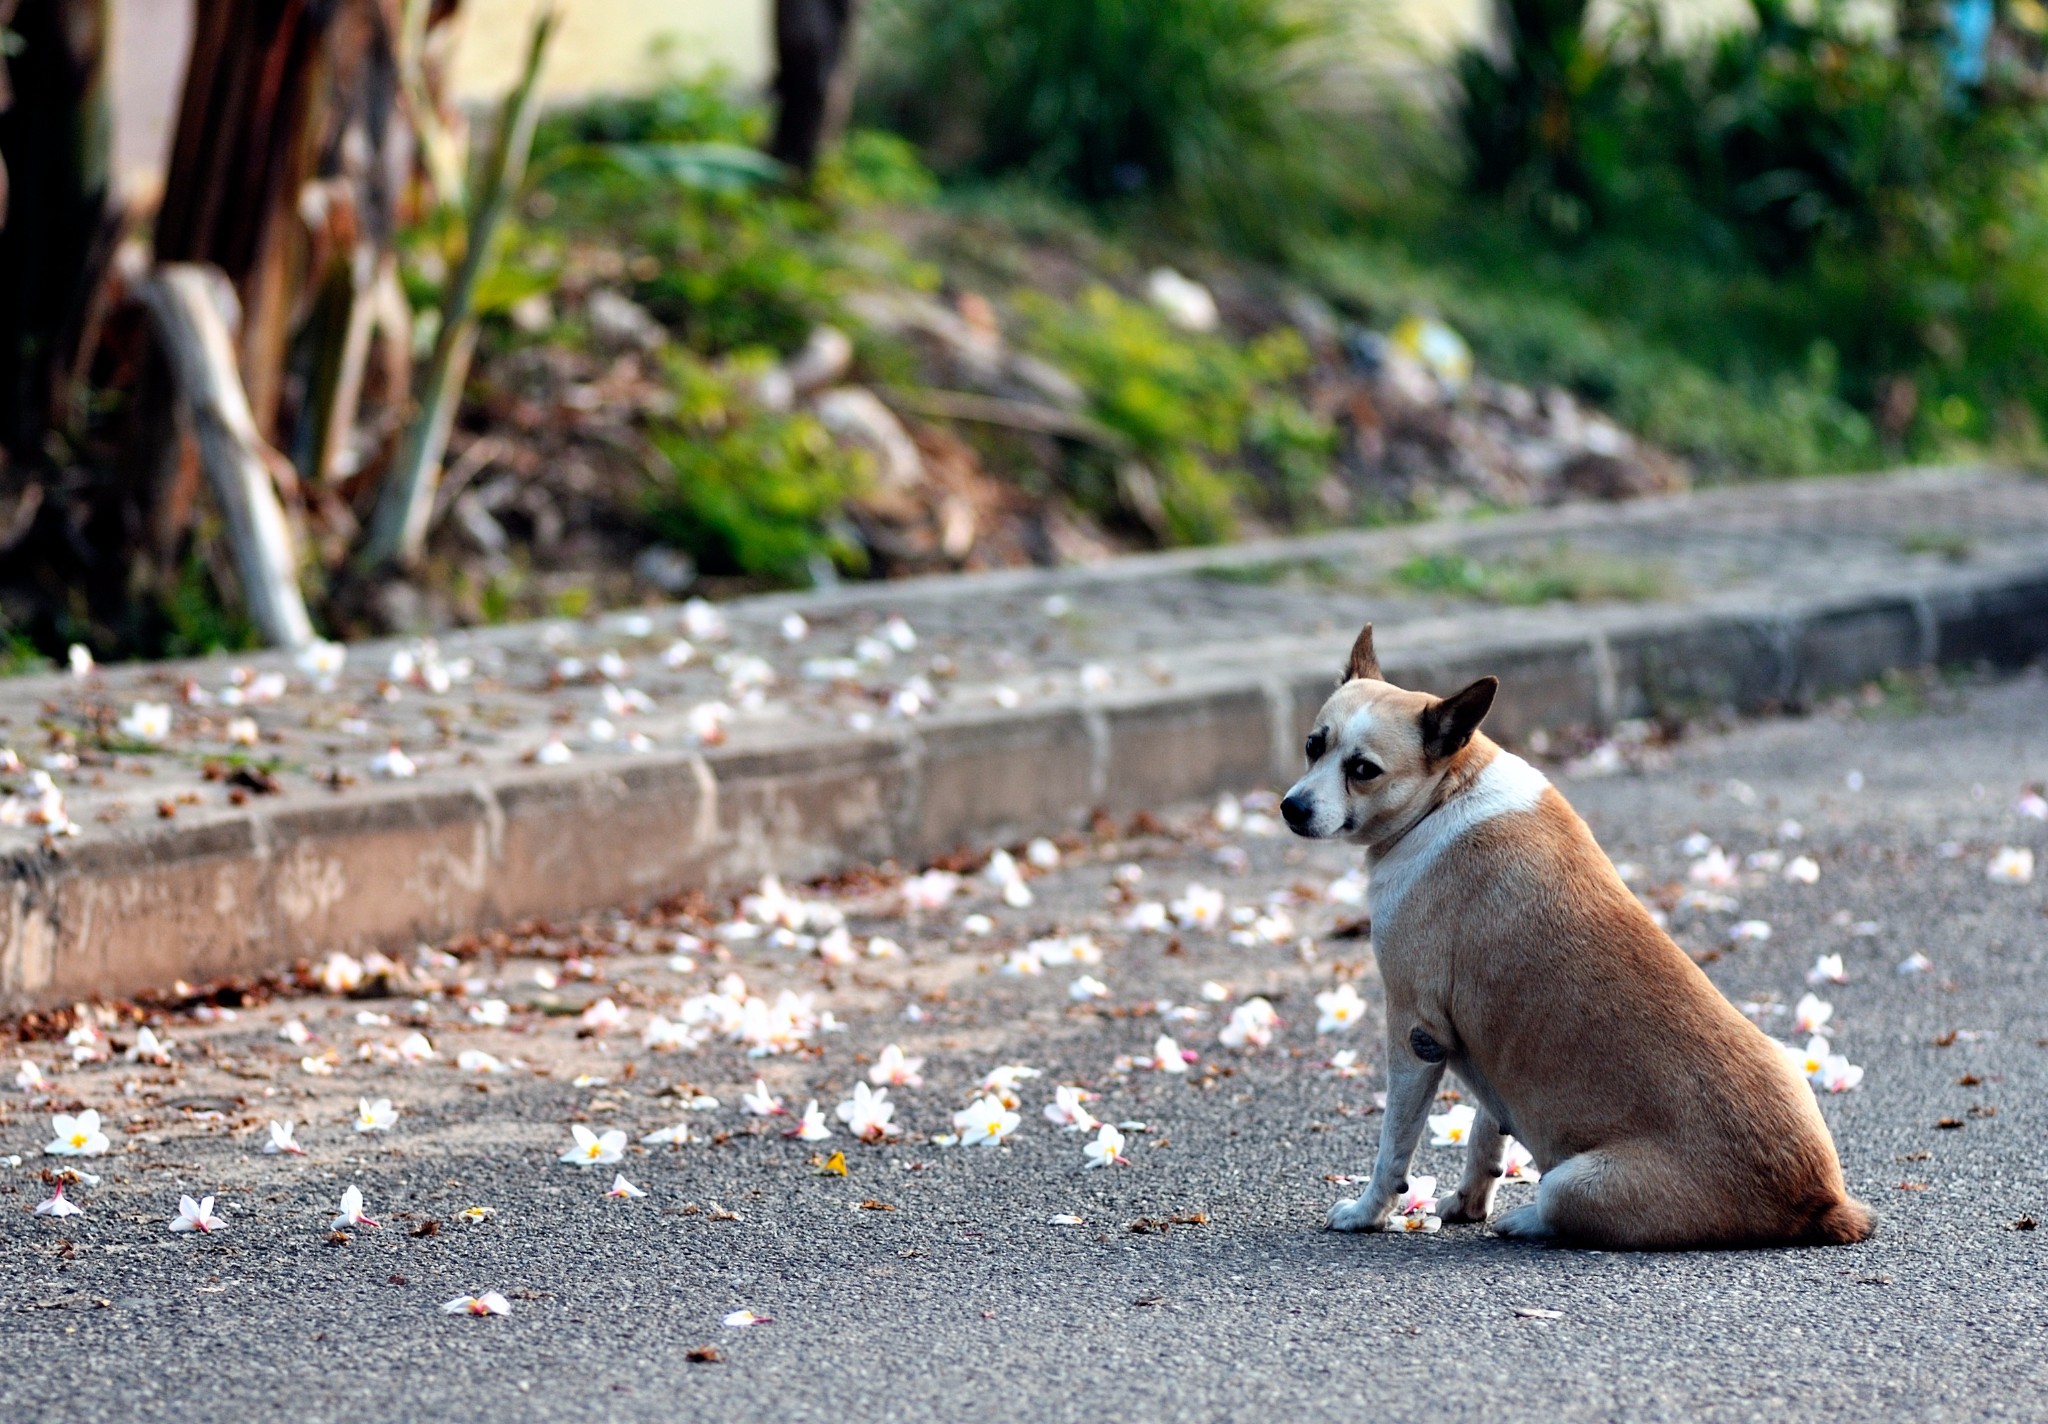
1304, 730, 1327, 763
1345, 757, 1382, 782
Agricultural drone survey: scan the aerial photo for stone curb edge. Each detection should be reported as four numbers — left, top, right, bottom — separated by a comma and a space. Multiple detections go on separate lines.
5, 563, 2047, 1008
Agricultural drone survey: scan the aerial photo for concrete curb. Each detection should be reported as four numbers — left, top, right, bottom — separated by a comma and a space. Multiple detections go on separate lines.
6, 541, 2048, 1010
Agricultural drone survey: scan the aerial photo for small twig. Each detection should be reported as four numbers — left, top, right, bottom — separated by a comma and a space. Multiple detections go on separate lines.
879, 387, 1130, 453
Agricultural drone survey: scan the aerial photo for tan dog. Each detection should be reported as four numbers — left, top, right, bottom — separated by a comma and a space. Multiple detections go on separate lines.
1280, 624, 1874, 1249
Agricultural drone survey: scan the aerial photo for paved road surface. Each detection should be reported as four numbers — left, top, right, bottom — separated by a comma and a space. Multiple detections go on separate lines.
1, 672, 2044, 1421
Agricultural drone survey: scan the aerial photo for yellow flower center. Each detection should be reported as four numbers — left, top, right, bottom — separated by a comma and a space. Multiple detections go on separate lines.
69, 1134, 87, 1148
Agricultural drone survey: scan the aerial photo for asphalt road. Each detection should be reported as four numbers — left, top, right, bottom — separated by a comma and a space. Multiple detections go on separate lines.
1, 671, 2045, 1422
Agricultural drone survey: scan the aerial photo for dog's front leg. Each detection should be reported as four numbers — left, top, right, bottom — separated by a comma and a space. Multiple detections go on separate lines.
1434, 1104, 1508, 1224
1328, 1052, 1443, 1232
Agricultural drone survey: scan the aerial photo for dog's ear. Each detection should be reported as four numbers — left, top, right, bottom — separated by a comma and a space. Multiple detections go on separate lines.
1341, 623, 1381, 684
1420, 676, 1498, 759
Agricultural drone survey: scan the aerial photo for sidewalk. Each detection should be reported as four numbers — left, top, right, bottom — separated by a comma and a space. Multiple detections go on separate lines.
6, 464, 2048, 1006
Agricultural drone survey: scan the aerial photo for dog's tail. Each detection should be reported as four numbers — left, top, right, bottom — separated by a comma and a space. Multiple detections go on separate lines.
1807, 1194, 1877, 1245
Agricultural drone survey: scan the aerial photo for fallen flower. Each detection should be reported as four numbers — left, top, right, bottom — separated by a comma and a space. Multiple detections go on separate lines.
1171, 883, 1226, 931
561, 1125, 627, 1165
640, 1123, 694, 1146
722, 1309, 772, 1328
278, 1019, 312, 1045
1044, 1085, 1100, 1132
1219, 997, 1279, 1052
15, 1060, 45, 1092
606, 1174, 648, 1200
354, 1098, 398, 1133
1502, 1138, 1540, 1183
45, 1109, 110, 1157
1807, 953, 1848, 986
264, 1119, 304, 1156
1428, 1104, 1477, 1147
1069, 974, 1110, 1002
1728, 920, 1772, 945
119, 701, 172, 743
742, 1079, 787, 1117
397, 1032, 437, 1065
1988, 846, 2035, 885
458, 1206, 495, 1224
457, 1049, 506, 1075
331, 1185, 380, 1230
1784, 855, 1821, 885
127, 1026, 173, 1065
835, 1083, 900, 1142
1048, 1213, 1086, 1225
979, 1064, 1042, 1105
789, 1100, 833, 1141
1396, 1175, 1439, 1217
868, 1043, 925, 1088
34, 1185, 83, 1218
579, 998, 629, 1034
1898, 952, 1934, 976
170, 1194, 226, 1233
1794, 993, 1834, 1036
442, 1292, 511, 1316
370, 745, 416, 780
1315, 983, 1367, 1034
1327, 1049, 1363, 1078
1082, 1123, 1127, 1169
1150, 1034, 1191, 1074
955, 1094, 1021, 1147
467, 999, 511, 1028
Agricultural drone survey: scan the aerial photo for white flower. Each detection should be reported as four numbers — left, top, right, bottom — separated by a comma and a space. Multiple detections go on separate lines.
1815, 1052, 1864, 1093
835, 1083, 899, 1142
467, 999, 510, 1028
15, 1060, 45, 1091
955, 1094, 1021, 1147
46, 1109, 109, 1156
2019, 791, 2048, 821
1327, 1049, 1362, 1078
443, 1291, 511, 1316
1784, 855, 1821, 885
1123, 901, 1169, 932
354, 1098, 398, 1133
900, 869, 960, 912
370, 745, 417, 779
1219, 997, 1279, 1052
1171, 883, 1226, 930
457, 1049, 506, 1075
1396, 1174, 1438, 1217
789, 1100, 833, 1141
296, 639, 347, 684
1391, 1210, 1442, 1234
1150, 1034, 1190, 1074
1083, 1123, 1127, 1168
868, 1043, 925, 1087
560, 1125, 627, 1165
743, 1079, 787, 1117
264, 1119, 303, 1156
1427, 1104, 1477, 1147
723, 1308, 773, 1328
1898, 951, 1934, 976
1988, 846, 2035, 885
686, 701, 731, 747
331, 1184, 379, 1230
225, 716, 259, 747
170, 1194, 226, 1233
1025, 837, 1061, 870
579, 998, 628, 1033
35, 1184, 83, 1218
397, 1032, 437, 1064
1806, 953, 1847, 986
67, 644, 94, 677
1687, 847, 1737, 888
534, 737, 574, 765
127, 1026, 172, 1065
606, 1174, 648, 1199
119, 701, 172, 743
1502, 1138, 1540, 1183
317, 952, 365, 995
1729, 920, 1772, 944
1793, 993, 1833, 1036
1069, 975, 1110, 1002
301, 1054, 337, 1076
865, 935, 902, 959
1043, 1085, 1099, 1131
1315, 983, 1367, 1034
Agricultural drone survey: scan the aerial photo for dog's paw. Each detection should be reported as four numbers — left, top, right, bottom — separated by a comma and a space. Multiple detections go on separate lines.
1487, 1203, 1552, 1240
1327, 1196, 1393, 1233
1434, 1186, 1493, 1225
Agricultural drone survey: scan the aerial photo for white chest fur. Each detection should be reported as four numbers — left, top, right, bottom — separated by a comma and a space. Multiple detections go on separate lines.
1366, 752, 1550, 933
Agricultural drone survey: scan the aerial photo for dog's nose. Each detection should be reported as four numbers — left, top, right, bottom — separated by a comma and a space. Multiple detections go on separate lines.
1280, 793, 1313, 831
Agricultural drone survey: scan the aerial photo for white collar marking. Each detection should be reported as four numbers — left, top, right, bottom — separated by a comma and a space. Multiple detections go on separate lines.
1366, 751, 1550, 932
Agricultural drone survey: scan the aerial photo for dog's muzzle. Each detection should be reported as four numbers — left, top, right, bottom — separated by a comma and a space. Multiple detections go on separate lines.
1280, 792, 1316, 835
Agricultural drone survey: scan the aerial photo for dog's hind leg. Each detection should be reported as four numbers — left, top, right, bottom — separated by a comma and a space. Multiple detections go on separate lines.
1434, 1106, 1509, 1225
1329, 1053, 1443, 1232
1489, 1146, 1707, 1248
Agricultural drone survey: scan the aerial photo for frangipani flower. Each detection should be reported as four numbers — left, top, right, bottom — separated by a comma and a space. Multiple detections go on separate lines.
560, 1125, 626, 1165
1218, 998, 1278, 1052
742, 1079, 786, 1116
354, 1098, 398, 1133
1082, 1123, 1127, 1168
1427, 1104, 1477, 1147
954, 1094, 1021, 1147
789, 1100, 833, 1141
331, 1185, 379, 1230
579, 998, 629, 1033
442, 1292, 511, 1316
127, 1026, 172, 1065
1806, 954, 1847, 986
900, 870, 960, 912
1043, 1085, 1099, 1131
1391, 1210, 1442, 1234
1171, 883, 1226, 930
1396, 1175, 1438, 1217
1150, 1034, 1191, 1073
1327, 1049, 1363, 1078
264, 1120, 303, 1155
978, 1063, 1041, 1106
1315, 983, 1367, 1034
1793, 993, 1833, 1036
868, 1043, 925, 1088
640, 1123, 694, 1146
46, 1109, 109, 1156
1687, 847, 1737, 888
1988, 846, 2035, 885
170, 1194, 226, 1233
457, 1049, 506, 1074
606, 1175, 648, 1200
836, 1084, 900, 1142
14, 1059, 45, 1091
1784, 855, 1821, 885
468, 999, 510, 1027
35, 1185, 84, 1218
119, 701, 172, 743
397, 1032, 437, 1064
722, 1308, 772, 1327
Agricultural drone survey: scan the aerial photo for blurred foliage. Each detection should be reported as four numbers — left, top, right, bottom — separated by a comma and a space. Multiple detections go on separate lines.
860, 0, 1365, 251
643, 353, 871, 582
1016, 285, 1334, 541
162, 552, 260, 659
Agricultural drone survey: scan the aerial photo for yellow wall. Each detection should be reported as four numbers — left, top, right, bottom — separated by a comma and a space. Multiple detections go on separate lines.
448, 0, 773, 103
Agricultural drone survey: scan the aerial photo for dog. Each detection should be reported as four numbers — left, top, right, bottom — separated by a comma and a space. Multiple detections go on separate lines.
1279, 623, 1873, 1249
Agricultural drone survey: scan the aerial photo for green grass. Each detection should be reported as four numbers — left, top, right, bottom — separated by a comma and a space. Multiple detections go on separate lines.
1385, 543, 1678, 606
1898, 530, 1975, 562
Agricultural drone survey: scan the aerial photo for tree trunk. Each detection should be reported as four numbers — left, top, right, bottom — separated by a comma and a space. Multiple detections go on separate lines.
769, 0, 861, 178
0, 0, 111, 462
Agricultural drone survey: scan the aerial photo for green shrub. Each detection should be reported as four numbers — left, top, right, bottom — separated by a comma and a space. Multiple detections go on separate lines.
861, 0, 1357, 250
1016, 284, 1333, 541
642, 354, 870, 583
